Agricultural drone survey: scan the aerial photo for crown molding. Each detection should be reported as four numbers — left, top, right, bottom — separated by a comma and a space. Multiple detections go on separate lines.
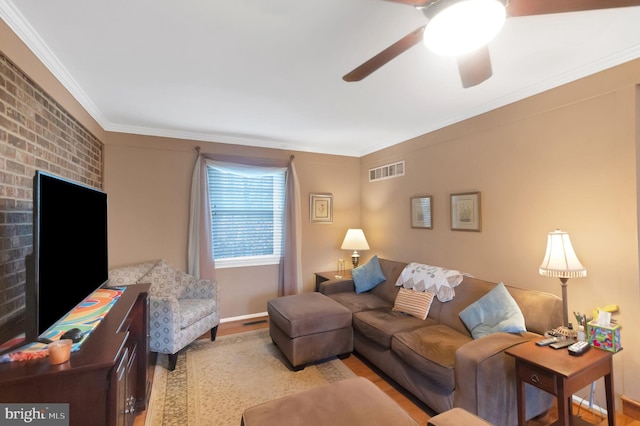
0, 0, 108, 127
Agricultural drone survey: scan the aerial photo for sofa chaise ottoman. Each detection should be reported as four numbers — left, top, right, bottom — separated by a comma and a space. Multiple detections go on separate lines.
240, 377, 419, 426
267, 292, 353, 370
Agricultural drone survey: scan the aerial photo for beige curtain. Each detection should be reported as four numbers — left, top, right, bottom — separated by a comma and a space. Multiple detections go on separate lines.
187, 152, 302, 295
187, 153, 215, 280
280, 159, 303, 296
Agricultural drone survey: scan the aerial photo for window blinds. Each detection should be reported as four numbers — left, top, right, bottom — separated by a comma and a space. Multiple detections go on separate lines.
207, 167, 285, 260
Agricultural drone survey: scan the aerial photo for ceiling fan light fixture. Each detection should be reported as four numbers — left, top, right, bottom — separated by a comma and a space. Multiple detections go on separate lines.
424, 0, 506, 56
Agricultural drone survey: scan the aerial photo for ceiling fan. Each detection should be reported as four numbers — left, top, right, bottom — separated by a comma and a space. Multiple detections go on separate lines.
343, 0, 640, 88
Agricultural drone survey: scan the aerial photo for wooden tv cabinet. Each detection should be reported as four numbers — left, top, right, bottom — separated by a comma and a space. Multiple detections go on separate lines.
0, 283, 151, 426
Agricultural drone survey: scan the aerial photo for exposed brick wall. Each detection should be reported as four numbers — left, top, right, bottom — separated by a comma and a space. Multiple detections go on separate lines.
0, 51, 103, 330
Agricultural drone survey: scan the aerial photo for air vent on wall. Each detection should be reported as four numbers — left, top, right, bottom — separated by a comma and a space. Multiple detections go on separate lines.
369, 161, 405, 182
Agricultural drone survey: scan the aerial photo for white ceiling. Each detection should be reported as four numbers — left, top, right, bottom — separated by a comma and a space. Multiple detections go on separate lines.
2, 0, 640, 157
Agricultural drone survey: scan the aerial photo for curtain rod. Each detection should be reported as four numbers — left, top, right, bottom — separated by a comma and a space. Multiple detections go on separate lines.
195, 145, 293, 164
196, 147, 293, 163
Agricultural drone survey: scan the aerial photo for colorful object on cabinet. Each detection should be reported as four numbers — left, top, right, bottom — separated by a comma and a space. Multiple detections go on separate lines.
0, 287, 124, 363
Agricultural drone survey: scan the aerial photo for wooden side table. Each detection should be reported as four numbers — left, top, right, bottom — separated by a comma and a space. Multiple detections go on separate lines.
314, 270, 351, 291
505, 340, 615, 426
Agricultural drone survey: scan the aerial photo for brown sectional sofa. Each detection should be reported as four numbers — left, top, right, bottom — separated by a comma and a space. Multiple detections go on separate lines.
318, 259, 564, 426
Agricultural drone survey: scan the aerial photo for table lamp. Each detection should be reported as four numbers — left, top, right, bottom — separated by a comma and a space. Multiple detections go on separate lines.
341, 229, 370, 268
539, 229, 587, 338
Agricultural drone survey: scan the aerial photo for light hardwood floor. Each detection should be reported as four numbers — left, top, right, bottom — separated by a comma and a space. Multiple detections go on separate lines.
134, 316, 638, 426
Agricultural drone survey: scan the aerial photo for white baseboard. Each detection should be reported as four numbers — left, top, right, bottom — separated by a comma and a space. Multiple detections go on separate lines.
220, 312, 268, 323
572, 394, 608, 418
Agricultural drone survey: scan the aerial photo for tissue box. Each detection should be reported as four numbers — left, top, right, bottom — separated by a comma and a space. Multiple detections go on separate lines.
587, 320, 621, 352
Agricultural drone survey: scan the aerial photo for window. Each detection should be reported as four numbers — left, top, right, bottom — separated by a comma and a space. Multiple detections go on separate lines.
207, 166, 285, 268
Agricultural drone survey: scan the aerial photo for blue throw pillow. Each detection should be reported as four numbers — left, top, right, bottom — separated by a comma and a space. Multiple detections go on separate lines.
352, 255, 386, 294
458, 283, 526, 339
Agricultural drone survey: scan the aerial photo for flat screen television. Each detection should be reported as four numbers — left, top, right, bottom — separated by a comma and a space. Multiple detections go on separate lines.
30, 171, 109, 341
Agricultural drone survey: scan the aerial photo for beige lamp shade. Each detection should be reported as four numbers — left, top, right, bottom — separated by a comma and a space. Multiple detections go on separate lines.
341, 229, 370, 251
539, 229, 587, 278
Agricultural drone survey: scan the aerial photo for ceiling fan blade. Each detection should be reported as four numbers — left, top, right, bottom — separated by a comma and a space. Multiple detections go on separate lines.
507, 0, 640, 16
457, 45, 492, 88
343, 25, 426, 82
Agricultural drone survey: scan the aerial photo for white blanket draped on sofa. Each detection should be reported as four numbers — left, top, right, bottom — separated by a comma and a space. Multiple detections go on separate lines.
395, 263, 465, 302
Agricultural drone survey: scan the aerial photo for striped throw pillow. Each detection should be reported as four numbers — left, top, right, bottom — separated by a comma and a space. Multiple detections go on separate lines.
393, 288, 434, 320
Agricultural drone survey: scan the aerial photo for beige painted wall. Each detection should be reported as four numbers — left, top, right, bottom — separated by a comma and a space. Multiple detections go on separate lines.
360, 59, 640, 404
103, 133, 361, 318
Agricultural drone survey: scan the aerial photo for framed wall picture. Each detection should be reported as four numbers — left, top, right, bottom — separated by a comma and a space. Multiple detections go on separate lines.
450, 192, 481, 232
411, 196, 432, 229
309, 193, 333, 223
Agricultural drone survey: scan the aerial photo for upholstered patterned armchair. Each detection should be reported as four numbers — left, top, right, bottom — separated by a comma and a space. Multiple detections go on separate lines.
108, 260, 220, 370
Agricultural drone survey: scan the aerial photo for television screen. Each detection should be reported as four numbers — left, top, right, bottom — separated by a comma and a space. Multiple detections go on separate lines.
33, 171, 108, 338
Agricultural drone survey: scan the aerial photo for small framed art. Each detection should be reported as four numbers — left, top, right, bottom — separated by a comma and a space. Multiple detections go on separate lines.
411, 196, 432, 229
450, 192, 481, 232
309, 193, 333, 223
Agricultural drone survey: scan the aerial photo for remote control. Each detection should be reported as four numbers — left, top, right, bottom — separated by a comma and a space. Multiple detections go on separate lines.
535, 337, 558, 347
568, 341, 591, 356
550, 339, 576, 349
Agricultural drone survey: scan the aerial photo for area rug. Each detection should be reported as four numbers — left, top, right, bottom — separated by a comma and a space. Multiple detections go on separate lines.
145, 328, 356, 426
